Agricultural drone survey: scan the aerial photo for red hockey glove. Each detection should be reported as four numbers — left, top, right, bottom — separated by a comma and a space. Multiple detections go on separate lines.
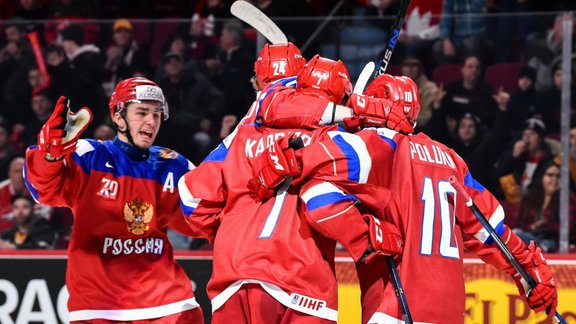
513, 241, 558, 317
360, 214, 403, 264
248, 136, 301, 201
343, 93, 414, 133
38, 96, 93, 161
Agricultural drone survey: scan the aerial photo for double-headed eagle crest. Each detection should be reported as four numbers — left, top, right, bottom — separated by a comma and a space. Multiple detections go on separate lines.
123, 198, 154, 235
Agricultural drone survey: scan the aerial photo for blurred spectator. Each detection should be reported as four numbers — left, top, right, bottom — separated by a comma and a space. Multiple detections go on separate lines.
93, 124, 115, 141
11, 0, 48, 36
12, 0, 47, 19
401, 56, 438, 129
157, 51, 226, 164
187, 12, 219, 63
0, 123, 19, 183
0, 194, 56, 249
47, 0, 100, 18
433, 0, 494, 65
494, 0, 538, 62
554, 120, 576, 192
154, 33, 195, 80
364, 0, 402, 30
256, 0, 314, 17
504, 66, 538, 137
0, 158, 30, 231
426, 54, 498, 144
205, 20, 255, 119
190, 0, 233, 37
106, 0, 154, 18
494, 118, 554, 202
28, 67, 51, 97
48, 24, 107, 130
0, 21, 35, 124
524, 13, 576, 91
535, 60, 576, 136
254, 0, 314, 54
450, 109, 508, 192
22, 91, 53, 149
512, 161, 576, 252
103, 19, 151, 96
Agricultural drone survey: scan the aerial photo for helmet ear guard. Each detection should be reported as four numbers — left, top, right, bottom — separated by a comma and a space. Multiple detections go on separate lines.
109, 77, 169, 121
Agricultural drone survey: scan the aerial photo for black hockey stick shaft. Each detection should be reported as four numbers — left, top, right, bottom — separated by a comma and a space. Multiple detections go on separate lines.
449, 176, 566, 324
373, 0, 412, 78
386, 256, 413, 324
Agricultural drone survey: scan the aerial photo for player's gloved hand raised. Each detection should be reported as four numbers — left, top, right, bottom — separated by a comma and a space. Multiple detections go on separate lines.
360, 214, 403, 264
513, 241, 558, 318
343, 93, 413, 133
248, 135, 301, 201
38, 96, 93, 161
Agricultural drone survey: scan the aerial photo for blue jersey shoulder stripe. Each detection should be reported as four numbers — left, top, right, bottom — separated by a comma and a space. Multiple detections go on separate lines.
484, 220, 505, 245
23, 163, 40, 202
306, 192, 358, 211
464, 172, 485, 193
378, 135, 397, 151
203, 142, 228, 163
329, 132, 372, 183
332, 134, 361, 182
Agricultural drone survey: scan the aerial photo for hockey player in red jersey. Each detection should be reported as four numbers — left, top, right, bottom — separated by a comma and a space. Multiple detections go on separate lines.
24, 77, 204, 323
179, 55, 405, 323
237, 41, 306, 126
242, 42, 358, 131
251, 74, 558, 323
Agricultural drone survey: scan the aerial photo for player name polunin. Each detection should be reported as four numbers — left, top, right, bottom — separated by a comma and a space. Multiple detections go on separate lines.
102, 237, 164, 255
409, 142, 455, 168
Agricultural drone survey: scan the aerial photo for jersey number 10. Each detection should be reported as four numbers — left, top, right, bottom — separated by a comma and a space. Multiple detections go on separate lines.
420, 178, 460, 259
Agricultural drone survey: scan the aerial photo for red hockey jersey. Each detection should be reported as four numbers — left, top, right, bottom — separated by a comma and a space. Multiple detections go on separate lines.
296, 128, 509, 324
178, 124, 343, 321
24, 138, 200, 321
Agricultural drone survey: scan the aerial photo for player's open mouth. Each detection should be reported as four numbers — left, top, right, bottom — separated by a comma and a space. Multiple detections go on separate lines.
140, 131, 153, 139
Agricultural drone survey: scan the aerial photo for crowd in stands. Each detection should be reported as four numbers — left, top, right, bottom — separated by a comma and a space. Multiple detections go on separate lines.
0, 0, 575, 251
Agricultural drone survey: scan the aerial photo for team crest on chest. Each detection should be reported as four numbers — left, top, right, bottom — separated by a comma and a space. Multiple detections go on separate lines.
159, 148, 178, 159
123, 198, 154, 235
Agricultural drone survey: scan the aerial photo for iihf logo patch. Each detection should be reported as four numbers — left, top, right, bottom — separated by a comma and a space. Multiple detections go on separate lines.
291, 295, 299, 304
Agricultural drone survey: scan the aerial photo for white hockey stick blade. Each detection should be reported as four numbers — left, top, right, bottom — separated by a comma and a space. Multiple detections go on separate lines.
354, 62, 375, 94
231, 0, 288, 44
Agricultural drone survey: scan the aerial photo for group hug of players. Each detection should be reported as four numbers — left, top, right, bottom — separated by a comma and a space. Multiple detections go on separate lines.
23, 40, 559, 324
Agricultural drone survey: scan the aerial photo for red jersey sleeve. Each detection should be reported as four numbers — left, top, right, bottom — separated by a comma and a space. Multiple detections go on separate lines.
178, 159, 225, 242
24, 144, 89, 207
258, 88, 330, 130
450, 155, 530, 275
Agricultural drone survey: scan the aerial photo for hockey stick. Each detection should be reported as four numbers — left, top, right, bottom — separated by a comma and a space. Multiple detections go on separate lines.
373, 0, 412, 78
449, 176, 566, 324
230, 0, 288, 44
353, 61, 375, 94
385, 256, 413, 324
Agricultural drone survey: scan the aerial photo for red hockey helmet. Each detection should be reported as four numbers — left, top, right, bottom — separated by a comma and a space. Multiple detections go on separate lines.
254, 42, 306, 88
109, 77, 169, 120
296, 54, 352, 103
364, 74, 420, 125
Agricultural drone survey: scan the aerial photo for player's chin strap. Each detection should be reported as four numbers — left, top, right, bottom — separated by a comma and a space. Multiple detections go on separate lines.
115, 110, 136, 147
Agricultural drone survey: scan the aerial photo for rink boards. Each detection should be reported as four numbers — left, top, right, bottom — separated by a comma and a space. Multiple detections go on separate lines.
0, 251, 575, 323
